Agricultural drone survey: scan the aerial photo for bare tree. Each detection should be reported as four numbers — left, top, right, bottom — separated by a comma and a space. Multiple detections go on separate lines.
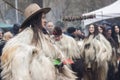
0, 0, 117, 24
32, 0, 43, 7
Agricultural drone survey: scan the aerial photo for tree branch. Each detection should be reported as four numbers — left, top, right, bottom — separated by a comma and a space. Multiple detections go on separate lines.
2, 0, 23, 14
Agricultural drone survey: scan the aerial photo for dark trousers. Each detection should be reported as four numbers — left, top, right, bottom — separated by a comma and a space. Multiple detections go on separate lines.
107, 63, 116, 80
71, 58, 84, 80
115, 63, 120, 80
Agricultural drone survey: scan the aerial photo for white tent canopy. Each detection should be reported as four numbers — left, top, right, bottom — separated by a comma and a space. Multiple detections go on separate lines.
82, 0, 120, 26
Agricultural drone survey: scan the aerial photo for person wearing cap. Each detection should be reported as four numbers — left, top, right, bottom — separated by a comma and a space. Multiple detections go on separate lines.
12, 23, 21, 36
1, 3, 76, 80
66, 27, 77, 38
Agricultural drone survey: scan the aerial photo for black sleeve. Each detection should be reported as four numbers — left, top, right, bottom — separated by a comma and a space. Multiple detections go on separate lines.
0, 41, 5, 56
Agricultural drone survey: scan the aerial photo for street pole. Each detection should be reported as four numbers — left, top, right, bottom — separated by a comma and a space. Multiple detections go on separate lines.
15, 0, 18, 23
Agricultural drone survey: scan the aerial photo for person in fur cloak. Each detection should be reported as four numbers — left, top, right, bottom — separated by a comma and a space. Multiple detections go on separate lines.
98, 25, 118, 80
52, 26, 81, 59
52, 26, 84, 80
80, 24, 112, 80
111, 24, 120, 80
0, 3, 76, 80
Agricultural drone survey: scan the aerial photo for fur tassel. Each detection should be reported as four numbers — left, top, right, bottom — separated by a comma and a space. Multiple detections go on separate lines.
1, 44, 36, 80
30, 55, 56, 80
1, 27, 77, 80
80, 34, 111, 80
95, 34, 112, 63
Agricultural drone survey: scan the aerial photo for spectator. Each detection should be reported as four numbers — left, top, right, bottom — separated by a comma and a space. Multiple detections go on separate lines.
46, 22, 55, 35
12, 23, 21, 36
3, 31, 13, 41
66, 27, 77, 38
76, 28, 85, 40
0, 29, 5, 56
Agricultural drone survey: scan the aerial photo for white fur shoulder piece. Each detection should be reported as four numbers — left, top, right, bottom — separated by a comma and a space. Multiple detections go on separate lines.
1, 43, 37, 80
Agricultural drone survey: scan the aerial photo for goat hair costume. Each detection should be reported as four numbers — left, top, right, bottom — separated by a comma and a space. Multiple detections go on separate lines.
1, 27, 76, 80
80, 34, 112, 80
52, 34, 81, 59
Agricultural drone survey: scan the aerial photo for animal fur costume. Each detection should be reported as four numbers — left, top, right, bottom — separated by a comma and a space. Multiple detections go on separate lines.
52, 34, 81, 59
80, 34, 112, 80
1, 27, 77, 80
0, 3, 76, 80
52, 33, 83, 80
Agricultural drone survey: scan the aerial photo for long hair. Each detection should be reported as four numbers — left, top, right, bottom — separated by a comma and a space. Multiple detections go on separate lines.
1, 14, 77, 80
98, 25, 107, 38
22, 13, 43, 45
111, 24, 120, 47
112, 24, 120, 36
87, 24, 99, 38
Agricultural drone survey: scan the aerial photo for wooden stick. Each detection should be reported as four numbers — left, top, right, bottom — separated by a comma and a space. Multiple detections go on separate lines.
2, 0, 23, 14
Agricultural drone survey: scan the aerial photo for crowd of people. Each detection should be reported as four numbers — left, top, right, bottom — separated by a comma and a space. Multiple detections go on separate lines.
0, 3, 120, 80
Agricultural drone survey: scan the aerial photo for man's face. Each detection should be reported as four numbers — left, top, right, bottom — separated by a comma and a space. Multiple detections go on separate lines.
46, 22, 54, 34
73, 29, 77, 36
41, 14, 47, 28
76, 30, 82, 35
54, 35, 62, 41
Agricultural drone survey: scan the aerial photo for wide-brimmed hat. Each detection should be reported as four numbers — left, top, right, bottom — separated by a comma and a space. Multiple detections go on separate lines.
21, 3, 51, 28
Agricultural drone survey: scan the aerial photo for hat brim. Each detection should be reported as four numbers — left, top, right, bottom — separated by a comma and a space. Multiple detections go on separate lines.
21, 7, 51, 28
